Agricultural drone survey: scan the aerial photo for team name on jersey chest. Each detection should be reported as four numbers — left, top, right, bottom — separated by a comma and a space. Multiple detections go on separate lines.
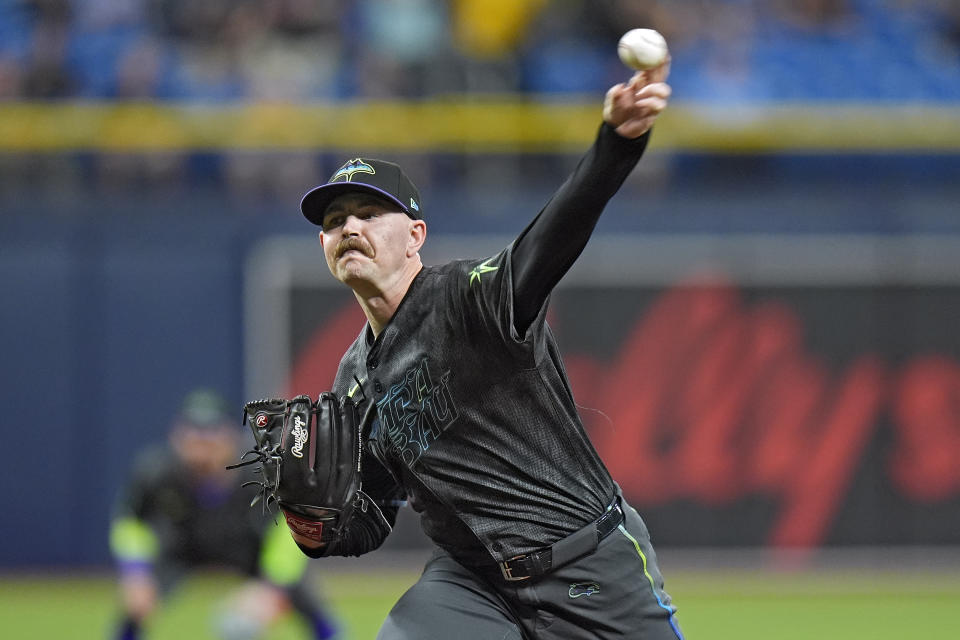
375, 357, 459, 466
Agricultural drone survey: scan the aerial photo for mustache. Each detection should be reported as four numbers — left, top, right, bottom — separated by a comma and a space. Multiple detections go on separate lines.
335, 237, 374, 259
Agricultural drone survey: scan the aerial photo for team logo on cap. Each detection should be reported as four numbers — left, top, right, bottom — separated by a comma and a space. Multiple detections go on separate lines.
331, 158, 375, 183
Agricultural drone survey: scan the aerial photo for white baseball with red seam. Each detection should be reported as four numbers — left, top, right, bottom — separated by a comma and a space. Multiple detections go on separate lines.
617, 28, 668, 71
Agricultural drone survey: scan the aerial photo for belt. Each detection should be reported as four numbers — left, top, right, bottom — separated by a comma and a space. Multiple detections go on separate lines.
498, 497, 624, 582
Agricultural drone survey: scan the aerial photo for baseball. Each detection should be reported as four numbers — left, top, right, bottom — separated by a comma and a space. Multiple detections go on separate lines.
617, 28, 668, 71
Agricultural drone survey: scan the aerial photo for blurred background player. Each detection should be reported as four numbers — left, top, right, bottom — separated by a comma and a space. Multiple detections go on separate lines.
108, 388, 338, 640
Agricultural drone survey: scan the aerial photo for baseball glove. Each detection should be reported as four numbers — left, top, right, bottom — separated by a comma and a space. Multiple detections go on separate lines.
228, 393, 364, 545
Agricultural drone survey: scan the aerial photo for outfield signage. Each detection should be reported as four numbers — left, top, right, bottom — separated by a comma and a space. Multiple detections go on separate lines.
550, 281, 960, 547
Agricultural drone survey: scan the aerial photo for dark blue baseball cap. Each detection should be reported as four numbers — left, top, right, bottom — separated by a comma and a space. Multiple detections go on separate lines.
176, 389, 232, 429
301, 158, 423, 226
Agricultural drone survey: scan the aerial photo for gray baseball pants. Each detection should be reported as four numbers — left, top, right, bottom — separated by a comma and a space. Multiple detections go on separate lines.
376, 498, 684, 639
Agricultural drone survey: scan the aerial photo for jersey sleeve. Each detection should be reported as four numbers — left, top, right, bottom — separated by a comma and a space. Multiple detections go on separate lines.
457, 248, 534, 348
510, 123, 650, 335
109, 516, 159, 571
109, 448, 168, 571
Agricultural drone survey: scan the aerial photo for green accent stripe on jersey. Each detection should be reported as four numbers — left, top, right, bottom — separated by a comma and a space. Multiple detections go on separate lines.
348, 378, 364, 398
259, 515, 310, 586
109, 517, 158, 562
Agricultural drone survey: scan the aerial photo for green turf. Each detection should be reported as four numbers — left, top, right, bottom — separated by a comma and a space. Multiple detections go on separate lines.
666, 569, 960, 640
0, 570, 418, 640
1, 567, 958, 639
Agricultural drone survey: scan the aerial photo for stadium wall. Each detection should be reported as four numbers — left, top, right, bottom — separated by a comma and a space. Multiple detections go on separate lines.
2, 151, 958, 568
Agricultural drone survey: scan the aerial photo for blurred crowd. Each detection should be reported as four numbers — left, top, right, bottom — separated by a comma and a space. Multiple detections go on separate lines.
1, 0, 958, 205
1, 0, 959, 102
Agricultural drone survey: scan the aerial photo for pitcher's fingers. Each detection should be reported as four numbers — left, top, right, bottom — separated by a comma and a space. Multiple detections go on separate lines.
647, 55, 672, 84
614, 83, 642, 111
627, 71, 648, 91
635, 82, 672, 100
606, 82, 628, 105
633, 96, 669, 115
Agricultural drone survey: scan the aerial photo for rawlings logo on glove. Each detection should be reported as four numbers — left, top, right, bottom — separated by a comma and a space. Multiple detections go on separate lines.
290, 415, 308, 459
228, 393, 365, 546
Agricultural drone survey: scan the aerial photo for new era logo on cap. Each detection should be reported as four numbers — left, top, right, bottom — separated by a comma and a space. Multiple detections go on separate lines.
301, 158, 423, 226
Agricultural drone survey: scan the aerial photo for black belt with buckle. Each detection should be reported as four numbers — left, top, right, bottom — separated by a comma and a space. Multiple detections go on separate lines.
498, 497, 624, 582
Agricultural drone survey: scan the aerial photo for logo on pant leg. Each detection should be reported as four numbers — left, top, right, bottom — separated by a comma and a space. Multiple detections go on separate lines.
568, 582, 601, 598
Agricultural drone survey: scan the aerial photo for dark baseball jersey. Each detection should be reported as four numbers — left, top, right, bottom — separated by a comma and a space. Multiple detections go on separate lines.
334, 249, 615, 566
318, 123, 652, 570
112, 446, 269, 576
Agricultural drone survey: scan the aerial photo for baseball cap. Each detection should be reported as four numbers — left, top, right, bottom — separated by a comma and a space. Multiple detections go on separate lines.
176, 389, 232, 429
300, 158, 422, 226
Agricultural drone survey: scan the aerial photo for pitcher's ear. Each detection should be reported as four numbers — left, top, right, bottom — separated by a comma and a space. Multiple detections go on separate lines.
408, 220, 427, 257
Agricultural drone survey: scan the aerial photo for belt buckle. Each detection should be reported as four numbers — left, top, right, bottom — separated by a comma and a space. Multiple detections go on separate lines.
499, 556, 531, 582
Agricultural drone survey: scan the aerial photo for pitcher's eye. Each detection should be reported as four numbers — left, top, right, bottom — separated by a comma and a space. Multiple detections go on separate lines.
322, 215, 345, 232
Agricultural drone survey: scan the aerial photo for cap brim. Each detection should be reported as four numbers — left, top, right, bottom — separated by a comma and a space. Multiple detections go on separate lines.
301, 182, 409, 226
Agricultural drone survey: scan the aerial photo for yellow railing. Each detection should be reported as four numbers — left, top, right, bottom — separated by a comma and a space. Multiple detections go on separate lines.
2, 100, 959, 152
